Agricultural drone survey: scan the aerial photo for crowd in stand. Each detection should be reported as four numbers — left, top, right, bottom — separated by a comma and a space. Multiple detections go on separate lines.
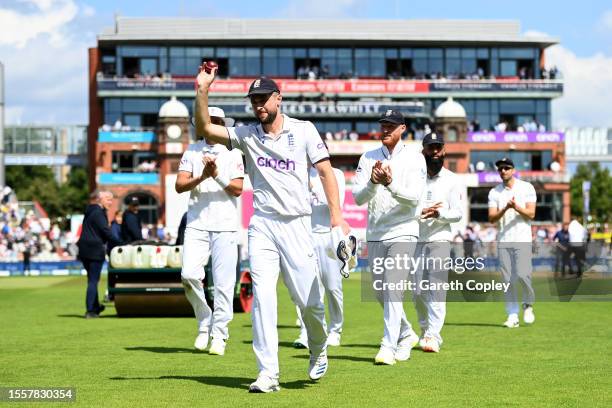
0, 190, 78, 263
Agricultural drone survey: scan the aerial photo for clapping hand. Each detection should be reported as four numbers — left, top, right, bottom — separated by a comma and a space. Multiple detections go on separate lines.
421, 202, 443, 219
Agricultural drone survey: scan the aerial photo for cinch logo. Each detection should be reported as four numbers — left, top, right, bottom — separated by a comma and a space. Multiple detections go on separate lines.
257, 156, 296, 171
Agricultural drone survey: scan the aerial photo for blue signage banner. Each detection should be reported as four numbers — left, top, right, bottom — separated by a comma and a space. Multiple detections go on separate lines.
98, 131, 156, 143
98, 173, 159, 185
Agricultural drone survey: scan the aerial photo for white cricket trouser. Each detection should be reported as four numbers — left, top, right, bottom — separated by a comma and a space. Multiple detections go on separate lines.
413, 241, 450, 343
181, 227, 238, 340
249, 213, 327, 379
297, 231, 344, 340
368, 237, 418, 350
498, 243, 535, 315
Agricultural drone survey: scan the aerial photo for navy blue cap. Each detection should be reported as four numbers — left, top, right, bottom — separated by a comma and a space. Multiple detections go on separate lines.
378, 109, 405, 125
422, 132, 445, 146
247, 77, 280, 97
495, 157, 515, 168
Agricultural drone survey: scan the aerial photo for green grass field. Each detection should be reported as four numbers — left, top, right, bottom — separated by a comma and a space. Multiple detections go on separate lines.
1, 275, 611, 407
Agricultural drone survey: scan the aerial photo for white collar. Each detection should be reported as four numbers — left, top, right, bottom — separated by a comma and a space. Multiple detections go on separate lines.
381, 141, 404, 159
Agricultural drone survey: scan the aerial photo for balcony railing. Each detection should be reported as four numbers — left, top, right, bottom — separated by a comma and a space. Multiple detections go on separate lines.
97, 77, 563, 95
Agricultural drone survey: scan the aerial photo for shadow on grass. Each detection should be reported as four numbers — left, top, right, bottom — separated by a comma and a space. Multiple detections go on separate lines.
242, 324, 297, 329
340, 343, 380, 349
292, 354, 373, 364
57, 314, 117, 319
241, 341, 297, 349
444, 322, 501, 328
124, 346, 201, 354
109, 375, 313, 390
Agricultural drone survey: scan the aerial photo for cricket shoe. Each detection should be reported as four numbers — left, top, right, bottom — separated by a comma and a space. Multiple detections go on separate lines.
503, 314, 520, 328
523, 304, 535, 325
327, 332, 341, 347
374, 346, 396, 365
421, 337, 441, 353
208, 338, 226, 356
395, 332, 419, 361
194, 332, 209, 351
292, 336, 309, 349
249, 375, 280, 393
308, 350, 328, 380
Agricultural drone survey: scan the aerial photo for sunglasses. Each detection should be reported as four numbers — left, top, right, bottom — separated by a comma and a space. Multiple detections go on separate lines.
497, 166, 513, 172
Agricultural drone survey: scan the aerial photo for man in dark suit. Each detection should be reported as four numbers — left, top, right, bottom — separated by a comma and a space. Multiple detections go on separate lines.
77, 190, 122, 318
121, 197, 143, 243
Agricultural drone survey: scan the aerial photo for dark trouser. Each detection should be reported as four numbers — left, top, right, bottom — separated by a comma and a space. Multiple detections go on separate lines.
82, 258, 104, 313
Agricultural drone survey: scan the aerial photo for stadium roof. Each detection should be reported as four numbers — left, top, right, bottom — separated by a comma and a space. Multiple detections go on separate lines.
98, 18, 559, 47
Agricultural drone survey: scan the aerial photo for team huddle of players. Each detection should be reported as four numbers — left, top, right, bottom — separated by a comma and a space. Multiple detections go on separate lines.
176, 67, 538, 393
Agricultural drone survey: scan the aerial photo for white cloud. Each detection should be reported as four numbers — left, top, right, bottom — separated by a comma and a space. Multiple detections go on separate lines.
524, 29, 612, 128
597, 9, 612, 32
0, 0, 94, 124
279, 0, 364, 18
0, 0, 78, 48
81, 3, 95, 17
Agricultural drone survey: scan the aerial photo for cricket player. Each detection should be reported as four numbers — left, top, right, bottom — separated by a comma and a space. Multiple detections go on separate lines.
416, 133, 463, 353
175, 107, 244, 356
293, 161, 346, 349
488, 157, 537, 328
195, 67, 349, 393
352, 110, 426, 365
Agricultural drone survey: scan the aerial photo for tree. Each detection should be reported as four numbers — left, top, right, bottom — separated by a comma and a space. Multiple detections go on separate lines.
569, 162, 612, 223
6, 166, 89, 219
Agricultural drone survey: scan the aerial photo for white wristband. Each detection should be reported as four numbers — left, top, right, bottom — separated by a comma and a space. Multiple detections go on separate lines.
214, 173, 231, 189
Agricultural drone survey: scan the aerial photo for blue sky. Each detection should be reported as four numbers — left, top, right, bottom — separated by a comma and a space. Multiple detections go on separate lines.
1, 0, 612, 127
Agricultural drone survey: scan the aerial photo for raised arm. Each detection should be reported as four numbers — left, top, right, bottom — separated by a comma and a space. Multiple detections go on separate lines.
195, 66, 231, 146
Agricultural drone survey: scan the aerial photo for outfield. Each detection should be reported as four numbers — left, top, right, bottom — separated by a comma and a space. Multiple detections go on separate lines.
1, 275, 610, 407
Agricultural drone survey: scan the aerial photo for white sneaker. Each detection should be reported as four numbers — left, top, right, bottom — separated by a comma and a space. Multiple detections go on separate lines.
327, 332, 341, 347
395, 332, 419, 361
308, 350, 328, 380
503, 314, 520, 328
208, 338, 226, 356
374, 346, 396, 365
249, 375, 280, 393
523, 305, 535, 324
292, 336, 308, 349
421, 337, 441, 353
194, 332, 209, 351
295, 318, 301, 327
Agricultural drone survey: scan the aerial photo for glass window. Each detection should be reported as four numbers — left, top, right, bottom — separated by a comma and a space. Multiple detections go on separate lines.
445, 58, 461, 76
476, 100, 490, 113
429, 58, 443, 75
294, 48, 307, 58
309, 48, 321, 58
500, 60, 517, 76
124, 114, 142, 128
446, 48, 460, 58
140, 58, 158, 75
499, 48, 535, 58
413, 49, 427, 58
429, 48, 443, 58
461, 58, 477, 75
477, 48, 489, 58
169, 47, 185, 57
385, 48, 398, 58
185, 47, 200, 57
120, 46, 160, 57
216, 47, 229, 58
461, 48, 476, 58
500, 100, 535, 114
400, 48, 412, 58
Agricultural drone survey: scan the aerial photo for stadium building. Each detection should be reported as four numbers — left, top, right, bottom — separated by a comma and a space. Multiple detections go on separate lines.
88, 18, 568, 234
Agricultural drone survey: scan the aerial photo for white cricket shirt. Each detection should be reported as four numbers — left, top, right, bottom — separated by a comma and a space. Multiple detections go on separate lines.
228, 115, 329, 217
309, 167, 346, 233
178, 140, 245, 231
419, 167, 463, 242
352, 142, 427, 241
488, 178, 537, 242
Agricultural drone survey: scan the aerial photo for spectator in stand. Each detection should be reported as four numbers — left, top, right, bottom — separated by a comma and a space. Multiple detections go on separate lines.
348, 131, 359, 141
121, 197, 143, 243
77, 190, 122, 319
568, 217, 587, 277
325, 131, 333, 141
111, 210, 123, 243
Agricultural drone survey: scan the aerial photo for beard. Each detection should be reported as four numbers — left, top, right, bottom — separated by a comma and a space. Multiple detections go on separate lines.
424, 154, 445, 175
258, 109, 277, 125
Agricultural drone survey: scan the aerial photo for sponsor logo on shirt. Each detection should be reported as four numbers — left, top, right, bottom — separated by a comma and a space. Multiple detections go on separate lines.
256, 156, 296, 171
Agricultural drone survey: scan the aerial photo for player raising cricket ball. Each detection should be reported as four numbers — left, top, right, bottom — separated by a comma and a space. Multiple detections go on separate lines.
194, 62, 350, 393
